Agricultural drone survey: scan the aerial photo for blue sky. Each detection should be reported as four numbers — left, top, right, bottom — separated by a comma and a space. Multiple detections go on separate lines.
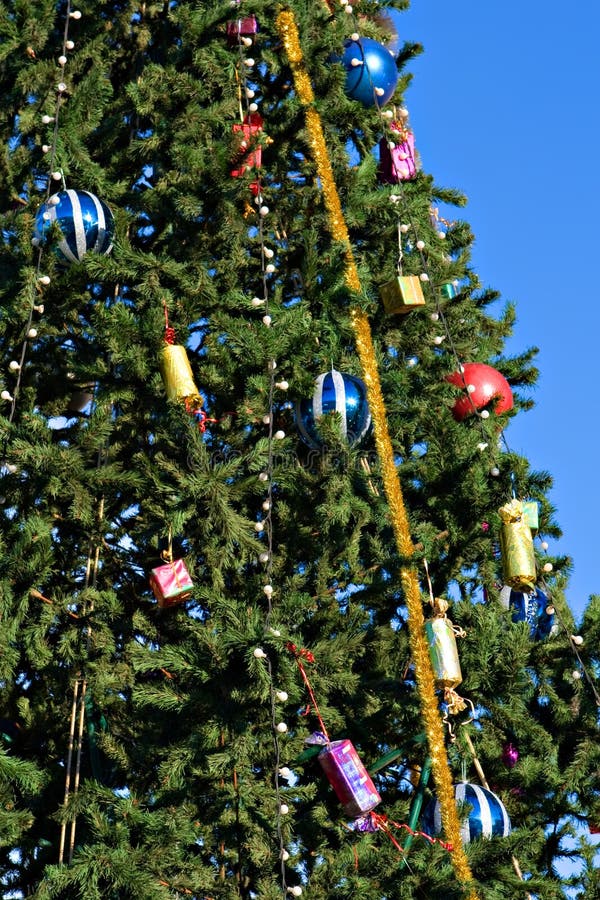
398, 0, 600, 622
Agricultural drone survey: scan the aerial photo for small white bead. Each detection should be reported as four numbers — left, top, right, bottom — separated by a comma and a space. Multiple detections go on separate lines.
572, 670, 582, 681
383, 109, 394, 119
375, 87, 384, 96
57, 82, 67, 92
490, 466, 500, 476
419, 273, 429, 282
280, 803, 290, 814
543, 562, 553, 573
276, 722, 288, 733
258, 472, 269, 482
274, 430, 285, 440
276, 690, 288, 702
433, 336, 444, 345
33, 304, 44, 314
58, 55, 67, 66
262, 500, 271, 511
253, 647, 267, 659
350, 58, 363, 67
259, 552, 269, 563
262, 315, 272, 327
275, 380, 289, 391
49, 194, 60, 205
281, 849, 290, 861
262, 414, 271, 425
8, 361, 20, 371
65, 39, 75, 49
263, 584, 273, 598
344, 3, 353, 12
41, 145, 51, 154
477, 442, 489, 452
259, 205, 269, 217
387, 141, 396, 150
541, 541, 549, 550
69, 9, 82, 18
263, 247, 275, 259
546, 605, 555, 616
400, 223, 410, 233
398, 107, 409, 119
571, 635, 584, 646
416, 240, 425, 250
430, 312, 439, 322
268, 360, 277, 371
254, 521, 265, 532
480, 410, 490, 419
248, 101, 258, 112
51, 171, 62, 181
41, 115, 54, 124
279, 766, 291, 779
38, 275, 51, 285
244, 57, 255, 67
270, 628, 281, 637
350, 32, 360, 41
437, 230, 446, 239
246, 88, 255, 98
466, 384, 476, 393
5, 464, 17, 474
265, 263, 276, 274
242, 36, 253, 47
1, 391, 13, 401
251, 296, 265, 307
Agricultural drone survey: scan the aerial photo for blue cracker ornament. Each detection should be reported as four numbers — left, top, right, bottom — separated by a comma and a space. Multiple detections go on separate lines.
499, 584, 555, 641
34, 189, 115, 266
296, 369, 371, 450
341, 38, 399, 108
423, 782, 511, 844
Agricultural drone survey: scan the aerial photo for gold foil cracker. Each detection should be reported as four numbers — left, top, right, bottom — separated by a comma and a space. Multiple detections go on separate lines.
160, 344, 202, 411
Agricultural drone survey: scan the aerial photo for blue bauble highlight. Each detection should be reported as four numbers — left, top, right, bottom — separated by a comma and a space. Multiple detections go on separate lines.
34, 189, 115, 266
296, 370, 372, 450
423, 783, 511, 844
374, 7, 404, 58
342, 38, 399, 108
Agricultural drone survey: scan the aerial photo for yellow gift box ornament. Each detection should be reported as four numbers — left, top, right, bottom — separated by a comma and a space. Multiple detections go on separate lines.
379, 220, 426, 315
498, 499, 536, 592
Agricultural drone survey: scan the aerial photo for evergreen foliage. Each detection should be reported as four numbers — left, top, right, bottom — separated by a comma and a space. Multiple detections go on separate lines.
0, 0, 597, 897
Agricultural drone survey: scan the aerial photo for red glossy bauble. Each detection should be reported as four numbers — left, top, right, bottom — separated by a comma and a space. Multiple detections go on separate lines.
447, 363, 514, 421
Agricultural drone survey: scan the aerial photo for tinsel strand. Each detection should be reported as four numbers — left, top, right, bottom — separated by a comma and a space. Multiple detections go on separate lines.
275, 10, 479, 896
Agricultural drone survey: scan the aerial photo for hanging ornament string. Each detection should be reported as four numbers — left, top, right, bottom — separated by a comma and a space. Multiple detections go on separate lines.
275, 11, 479, 897
3, 1, 81, 430
286, 643, 330, 742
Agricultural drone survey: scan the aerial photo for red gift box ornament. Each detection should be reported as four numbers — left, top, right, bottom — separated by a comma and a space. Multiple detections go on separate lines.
149, 556, 194, 608
378, 122, 417, 184
226, 15, 259, 45
230, 113, 265, 178
318, 739, 382, 818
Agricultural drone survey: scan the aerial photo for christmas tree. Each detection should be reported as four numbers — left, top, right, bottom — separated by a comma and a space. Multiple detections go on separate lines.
0, 1, 598, 898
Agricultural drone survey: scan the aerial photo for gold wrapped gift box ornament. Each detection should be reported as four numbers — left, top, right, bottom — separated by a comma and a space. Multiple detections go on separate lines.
160, 343, 203, 412
379, 274, 426, 315
498, 499, 536, 592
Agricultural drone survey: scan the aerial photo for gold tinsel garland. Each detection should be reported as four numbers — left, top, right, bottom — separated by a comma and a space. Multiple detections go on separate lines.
276, 10, 479, 896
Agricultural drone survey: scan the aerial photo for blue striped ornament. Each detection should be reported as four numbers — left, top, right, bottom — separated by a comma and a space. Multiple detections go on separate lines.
423, 782, 511, 844
296, 369, 371, 450
34, 189, 114, 266
499, 584, 555, 641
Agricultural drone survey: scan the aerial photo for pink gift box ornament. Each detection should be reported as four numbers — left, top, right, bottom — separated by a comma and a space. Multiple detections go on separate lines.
149, 558, 194, 608
226, 15, 259, 44
378, 125, 416, 184
318, 739, 381, 818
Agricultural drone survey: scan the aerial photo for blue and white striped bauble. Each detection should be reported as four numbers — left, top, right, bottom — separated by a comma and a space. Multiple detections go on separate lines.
423, 783, 511, 844
296, 369, 371, 450
34, 189, 114, 266
499, 584, 555, 641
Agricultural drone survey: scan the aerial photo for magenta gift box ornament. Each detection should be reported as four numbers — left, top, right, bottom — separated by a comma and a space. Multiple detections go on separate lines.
378, 124, 416, 183
318, 739, 381, 818
501, 742, 519, 768
149, 558, 194, 608
226, 15, 259, 44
